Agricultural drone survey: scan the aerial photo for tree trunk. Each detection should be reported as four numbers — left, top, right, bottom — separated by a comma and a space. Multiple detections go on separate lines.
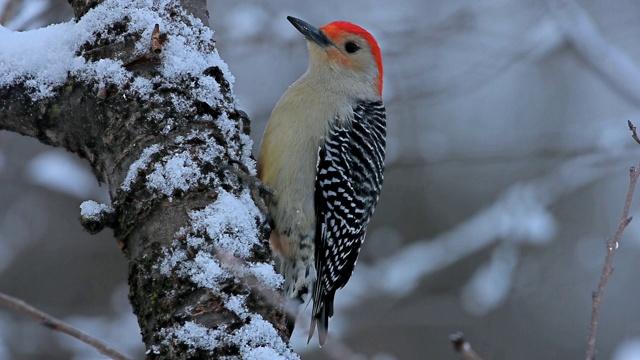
0, 0, 295, 358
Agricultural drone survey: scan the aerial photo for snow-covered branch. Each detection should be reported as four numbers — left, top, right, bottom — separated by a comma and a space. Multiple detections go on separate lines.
0, 0, 294, 358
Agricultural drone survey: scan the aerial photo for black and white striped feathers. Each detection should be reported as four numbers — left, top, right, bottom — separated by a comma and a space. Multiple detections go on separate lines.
310, 100, 386, 344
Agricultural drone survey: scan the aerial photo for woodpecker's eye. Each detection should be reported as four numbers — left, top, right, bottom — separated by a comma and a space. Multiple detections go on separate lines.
344, 42, 360, 54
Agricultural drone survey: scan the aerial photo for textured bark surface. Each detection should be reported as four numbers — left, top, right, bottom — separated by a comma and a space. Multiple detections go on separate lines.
0, 0, 290, 358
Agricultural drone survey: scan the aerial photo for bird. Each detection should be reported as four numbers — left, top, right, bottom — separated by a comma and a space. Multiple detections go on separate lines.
257, 16, 386, 345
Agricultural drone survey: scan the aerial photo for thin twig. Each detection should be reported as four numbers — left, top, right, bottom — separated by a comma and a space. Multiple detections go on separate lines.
585, 157, 640, 359
450, 332, 484, 360
0, 292, 132, 360
628, 120, 640, 145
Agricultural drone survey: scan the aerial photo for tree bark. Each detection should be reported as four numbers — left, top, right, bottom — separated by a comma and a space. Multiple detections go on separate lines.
0, 0, 293, 358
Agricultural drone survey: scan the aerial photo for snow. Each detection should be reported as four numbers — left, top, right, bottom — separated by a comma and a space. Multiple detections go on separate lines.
0, 0, 236, 104
141, 131, 226, 199
158, 246, 187, 275
216, 113, 256, 173
2, 0, 284, 355
147, 150, 201, 196
160, 321, 220, 354
228, 317, 297, 359
159, 188, 281, 289
146, 345, 161, 355
0, 22, 78, 98
157, 188, 288, 356
225, 295, 249, 320
121, 144, 162, 192
162, 318, 299, 359
2, 0, 255, 200
246, 262, 283, 290
190, 190, 262, 258
79, 200, 114, 220
239, 133, 257, 175
182, 251, 229, 289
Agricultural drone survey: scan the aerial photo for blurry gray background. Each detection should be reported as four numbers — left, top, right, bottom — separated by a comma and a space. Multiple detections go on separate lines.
2, 0, 640, 359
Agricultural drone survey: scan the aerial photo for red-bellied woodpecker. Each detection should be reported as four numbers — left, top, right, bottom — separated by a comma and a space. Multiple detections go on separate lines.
257, 16, 386, 345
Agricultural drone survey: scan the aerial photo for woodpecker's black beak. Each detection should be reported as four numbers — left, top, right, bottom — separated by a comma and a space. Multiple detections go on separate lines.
287, 16, 333, 48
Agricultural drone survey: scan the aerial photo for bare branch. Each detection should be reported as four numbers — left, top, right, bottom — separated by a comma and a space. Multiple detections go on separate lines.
585, 155, 640, 359
450, 332, 484, 360
0, 292, 132, 360
628, 120, 640, 145
0, 0, 292, 356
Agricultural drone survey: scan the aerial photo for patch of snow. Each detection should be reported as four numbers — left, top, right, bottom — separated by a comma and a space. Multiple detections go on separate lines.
225, 295, 249, 320
79, 200, 114, 220
239, 133, 256, 175
160, 321, 220, 354
182, 252, 229, 289
141, 130, 226, 199
158, 245, 188, 275
147, 150, 201, 196
229, 316, 298, 359
159, 189, 280, 289
0, 0, 236, 104
157, 188, 288, 356
121, 144, 162, 191
131, 76, 153, 96
189, 190, 262, 258
162, 318, 298, 359
0, 22, 77, 99
146, 345, 161, 355
246, 262, 283, 290
245, 347, 292, 360
0, 0, 254, 199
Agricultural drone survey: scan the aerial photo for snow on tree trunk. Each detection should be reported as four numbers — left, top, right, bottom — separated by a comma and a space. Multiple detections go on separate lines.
0, 0, 297, 358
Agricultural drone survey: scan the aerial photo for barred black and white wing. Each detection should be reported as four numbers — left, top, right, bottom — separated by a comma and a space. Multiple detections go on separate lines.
309, 100, 386, 344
